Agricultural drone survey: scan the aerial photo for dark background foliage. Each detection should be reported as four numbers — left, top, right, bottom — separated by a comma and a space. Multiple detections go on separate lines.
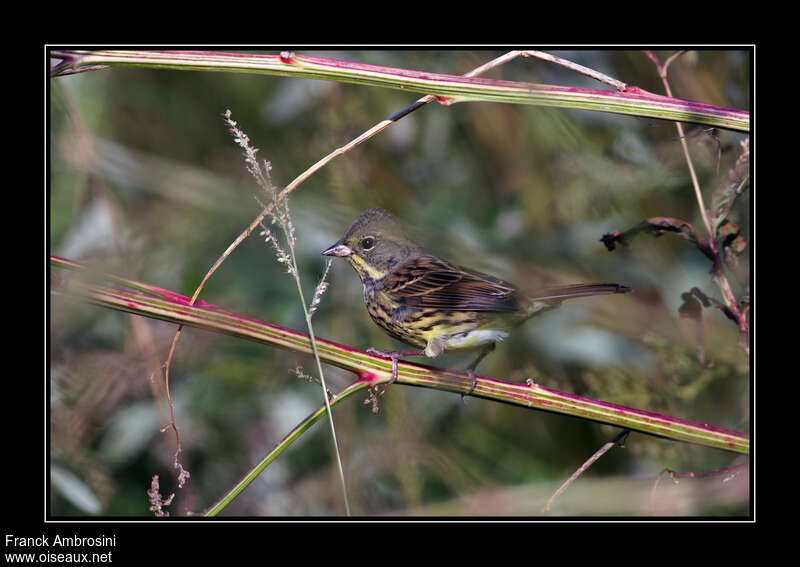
49, 49, 750, 516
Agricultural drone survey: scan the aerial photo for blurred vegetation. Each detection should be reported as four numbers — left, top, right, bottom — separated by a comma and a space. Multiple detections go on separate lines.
49, 49, 750, 517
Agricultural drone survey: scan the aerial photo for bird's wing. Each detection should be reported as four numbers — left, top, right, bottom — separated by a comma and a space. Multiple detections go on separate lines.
382, 255, 520, 312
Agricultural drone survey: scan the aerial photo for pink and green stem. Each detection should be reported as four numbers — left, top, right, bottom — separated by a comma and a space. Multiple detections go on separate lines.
50, 255, 750, 457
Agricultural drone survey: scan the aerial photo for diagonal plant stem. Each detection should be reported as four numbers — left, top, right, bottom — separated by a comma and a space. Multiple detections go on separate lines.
50, 256, 751, 457
49, 49, 750, 132
542, 429, 630, 513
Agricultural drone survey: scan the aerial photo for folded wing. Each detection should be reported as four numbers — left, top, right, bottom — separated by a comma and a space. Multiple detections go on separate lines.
383, 255, 521, 312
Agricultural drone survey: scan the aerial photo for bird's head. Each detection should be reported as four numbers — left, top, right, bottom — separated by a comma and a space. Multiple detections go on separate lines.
322, 208, 420, 281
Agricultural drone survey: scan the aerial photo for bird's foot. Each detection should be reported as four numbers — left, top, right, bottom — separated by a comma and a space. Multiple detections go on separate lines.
366, 348, 424, 384
462, 370, 478, 402
461, 343, 494, 402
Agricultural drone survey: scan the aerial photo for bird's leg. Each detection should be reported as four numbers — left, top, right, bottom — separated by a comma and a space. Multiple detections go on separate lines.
366, 348, 426, 384
463, 343, 496, 399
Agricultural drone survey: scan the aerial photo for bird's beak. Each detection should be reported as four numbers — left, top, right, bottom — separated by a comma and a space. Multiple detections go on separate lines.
322, 241, 353, 257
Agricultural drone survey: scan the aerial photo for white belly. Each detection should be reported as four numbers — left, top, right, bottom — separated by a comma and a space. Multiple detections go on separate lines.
444, 329, 509, 350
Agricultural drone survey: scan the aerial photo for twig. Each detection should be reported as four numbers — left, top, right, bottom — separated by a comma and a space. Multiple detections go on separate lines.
644, 50, 714, 243
600, 216, 713, 260
542, 429, 630, 513
521, 50, 630, 91
648, 461, 748, 514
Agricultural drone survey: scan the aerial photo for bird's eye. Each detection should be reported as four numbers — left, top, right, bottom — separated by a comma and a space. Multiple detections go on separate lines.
360, 237, 376, 250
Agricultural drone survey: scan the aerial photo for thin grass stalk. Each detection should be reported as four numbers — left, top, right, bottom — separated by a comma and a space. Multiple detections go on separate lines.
49, 50, 750, 132
282, 233, 351, 515
226, 110, 351, 515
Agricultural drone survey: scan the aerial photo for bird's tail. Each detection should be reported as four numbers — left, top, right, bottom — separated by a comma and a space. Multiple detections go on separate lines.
523, 282, 631, 317
532, 283, 632, 302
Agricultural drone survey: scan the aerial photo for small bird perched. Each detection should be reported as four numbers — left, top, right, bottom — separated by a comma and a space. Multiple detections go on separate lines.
323, 208, 631, 396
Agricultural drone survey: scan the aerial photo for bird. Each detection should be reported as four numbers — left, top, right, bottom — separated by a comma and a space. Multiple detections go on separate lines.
322, 208, 631, 396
